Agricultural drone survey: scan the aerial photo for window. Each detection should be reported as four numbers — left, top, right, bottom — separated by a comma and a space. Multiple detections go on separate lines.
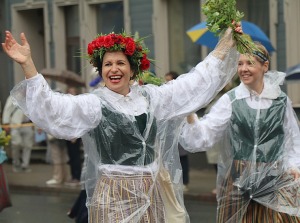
65, 5, 81, 74
96, 2, 124, 34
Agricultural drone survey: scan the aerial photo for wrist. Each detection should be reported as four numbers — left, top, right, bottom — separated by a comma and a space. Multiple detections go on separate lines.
21, 58, 38, 78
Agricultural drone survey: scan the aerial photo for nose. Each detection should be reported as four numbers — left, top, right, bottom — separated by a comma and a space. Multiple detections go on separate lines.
239, 64, 248, 72
111, 63, 118, 73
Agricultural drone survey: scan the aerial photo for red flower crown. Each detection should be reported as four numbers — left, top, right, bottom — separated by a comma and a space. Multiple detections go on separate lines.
87, 32, 151, 79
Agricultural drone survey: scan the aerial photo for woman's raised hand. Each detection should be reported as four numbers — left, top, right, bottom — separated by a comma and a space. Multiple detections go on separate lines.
2, 31, 31, 64
2, 31, 37, 78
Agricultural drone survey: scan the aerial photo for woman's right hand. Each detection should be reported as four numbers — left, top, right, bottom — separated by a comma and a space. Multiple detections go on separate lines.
2, 31, 31, 64
2, 31, 37, 78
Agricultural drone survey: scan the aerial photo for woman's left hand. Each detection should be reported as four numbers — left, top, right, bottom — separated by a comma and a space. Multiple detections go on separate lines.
233, 21, 243, 34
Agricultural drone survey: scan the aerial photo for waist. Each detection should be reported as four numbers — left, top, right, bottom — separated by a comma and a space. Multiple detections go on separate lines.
98, 161, 158, 176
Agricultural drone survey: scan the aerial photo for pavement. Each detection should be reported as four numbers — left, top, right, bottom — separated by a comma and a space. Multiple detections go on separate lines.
3, 154, 218, 203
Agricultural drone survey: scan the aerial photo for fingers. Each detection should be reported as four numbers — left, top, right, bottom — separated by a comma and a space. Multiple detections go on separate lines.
232, 21, 243, 34
2, 31, 16, 50
20, 32, 28, 46
230, 20, 243, 34
234, 26, 243, 34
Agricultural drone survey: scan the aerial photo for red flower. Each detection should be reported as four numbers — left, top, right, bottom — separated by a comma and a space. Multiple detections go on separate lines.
87, 42, 95, 55
140, 54, 150, 70
95, 36, 105, 48
103, 35, 115, 48
86, 32, 152, 78
114, 34, 124, 44
123, 37, 136, 55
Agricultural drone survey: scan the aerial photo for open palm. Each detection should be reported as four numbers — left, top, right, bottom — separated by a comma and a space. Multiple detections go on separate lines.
2, 31, 31, 64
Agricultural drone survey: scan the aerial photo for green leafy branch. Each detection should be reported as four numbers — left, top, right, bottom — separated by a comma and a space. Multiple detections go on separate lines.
202, 0, 259, 55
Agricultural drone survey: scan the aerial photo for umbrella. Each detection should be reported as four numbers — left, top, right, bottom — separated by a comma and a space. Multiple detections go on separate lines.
285, 64, 300, 81
40, 68, 86, 87
187, 20, 275, 53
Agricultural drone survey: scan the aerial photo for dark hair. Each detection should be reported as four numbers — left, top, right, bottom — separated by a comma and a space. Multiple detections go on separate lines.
165, 71, 179, 80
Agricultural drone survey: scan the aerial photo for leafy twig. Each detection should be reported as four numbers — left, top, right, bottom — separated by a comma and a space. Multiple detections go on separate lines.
202, 0, 259, 55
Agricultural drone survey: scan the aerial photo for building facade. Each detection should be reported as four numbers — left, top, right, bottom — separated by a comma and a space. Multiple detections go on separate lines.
0, 0, 300, 113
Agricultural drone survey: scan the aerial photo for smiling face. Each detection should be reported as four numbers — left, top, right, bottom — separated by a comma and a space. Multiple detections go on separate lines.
238, 54, 269, 93
102, 51, 134, 95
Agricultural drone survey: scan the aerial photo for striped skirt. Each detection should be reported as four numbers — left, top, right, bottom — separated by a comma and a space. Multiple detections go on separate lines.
89, 172, 165, 223
217, 160, 300, 223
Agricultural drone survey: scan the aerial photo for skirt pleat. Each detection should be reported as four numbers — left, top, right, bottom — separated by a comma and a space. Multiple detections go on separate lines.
89, 172, 165, 223
217, 160, 300, 223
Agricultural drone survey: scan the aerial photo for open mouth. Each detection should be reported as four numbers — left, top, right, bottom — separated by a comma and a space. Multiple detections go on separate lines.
109, 75, 122, 83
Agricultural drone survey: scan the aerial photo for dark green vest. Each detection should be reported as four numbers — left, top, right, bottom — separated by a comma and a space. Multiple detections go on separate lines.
87, 106, 157, 166
228, 90, 287, 162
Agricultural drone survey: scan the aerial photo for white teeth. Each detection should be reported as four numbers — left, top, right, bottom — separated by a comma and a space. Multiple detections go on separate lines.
110, 76, 121, 79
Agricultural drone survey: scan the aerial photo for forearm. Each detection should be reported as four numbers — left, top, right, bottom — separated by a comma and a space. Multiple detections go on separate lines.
20, 57, 38, 79
179, 95, 231, 153
211, 28, 236, 60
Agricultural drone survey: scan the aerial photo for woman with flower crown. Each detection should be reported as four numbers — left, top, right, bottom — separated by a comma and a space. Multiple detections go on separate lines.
2, 24, 242, 223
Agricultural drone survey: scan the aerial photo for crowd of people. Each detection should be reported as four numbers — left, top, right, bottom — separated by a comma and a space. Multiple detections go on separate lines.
1, 11, 300, 223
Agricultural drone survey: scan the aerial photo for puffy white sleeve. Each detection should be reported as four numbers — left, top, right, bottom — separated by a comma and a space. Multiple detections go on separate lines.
179, 94, 232, 153
146, 47, 239, 120
10, 74, 102, 140
283, 97, 300, 169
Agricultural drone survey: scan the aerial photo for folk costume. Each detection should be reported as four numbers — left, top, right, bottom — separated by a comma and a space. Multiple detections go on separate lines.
10, 31, 239, 223
180, 71, 300, 222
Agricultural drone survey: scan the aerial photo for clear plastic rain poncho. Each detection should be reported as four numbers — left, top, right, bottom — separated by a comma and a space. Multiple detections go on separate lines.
10, 32, 238, 223
180, 71, 300, 222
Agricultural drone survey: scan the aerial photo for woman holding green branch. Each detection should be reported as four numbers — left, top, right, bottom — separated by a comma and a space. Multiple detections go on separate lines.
180, 41, 300, 223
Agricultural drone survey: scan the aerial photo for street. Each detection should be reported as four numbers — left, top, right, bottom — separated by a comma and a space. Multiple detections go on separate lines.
0, 191, 217, 223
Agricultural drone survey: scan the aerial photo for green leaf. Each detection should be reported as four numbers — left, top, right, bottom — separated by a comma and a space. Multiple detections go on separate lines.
201, 0, 259, 54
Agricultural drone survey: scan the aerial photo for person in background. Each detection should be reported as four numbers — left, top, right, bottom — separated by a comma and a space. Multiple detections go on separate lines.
2, 23, 242, 222
180, 42, 300, 222
64, 87, 82, 187
67, 151, 88, 223
164, 71, 190, 192
44, 89, 71, 185
164, 70, 178, 83
2, 95, 34, 173
46, 132, 71, 185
